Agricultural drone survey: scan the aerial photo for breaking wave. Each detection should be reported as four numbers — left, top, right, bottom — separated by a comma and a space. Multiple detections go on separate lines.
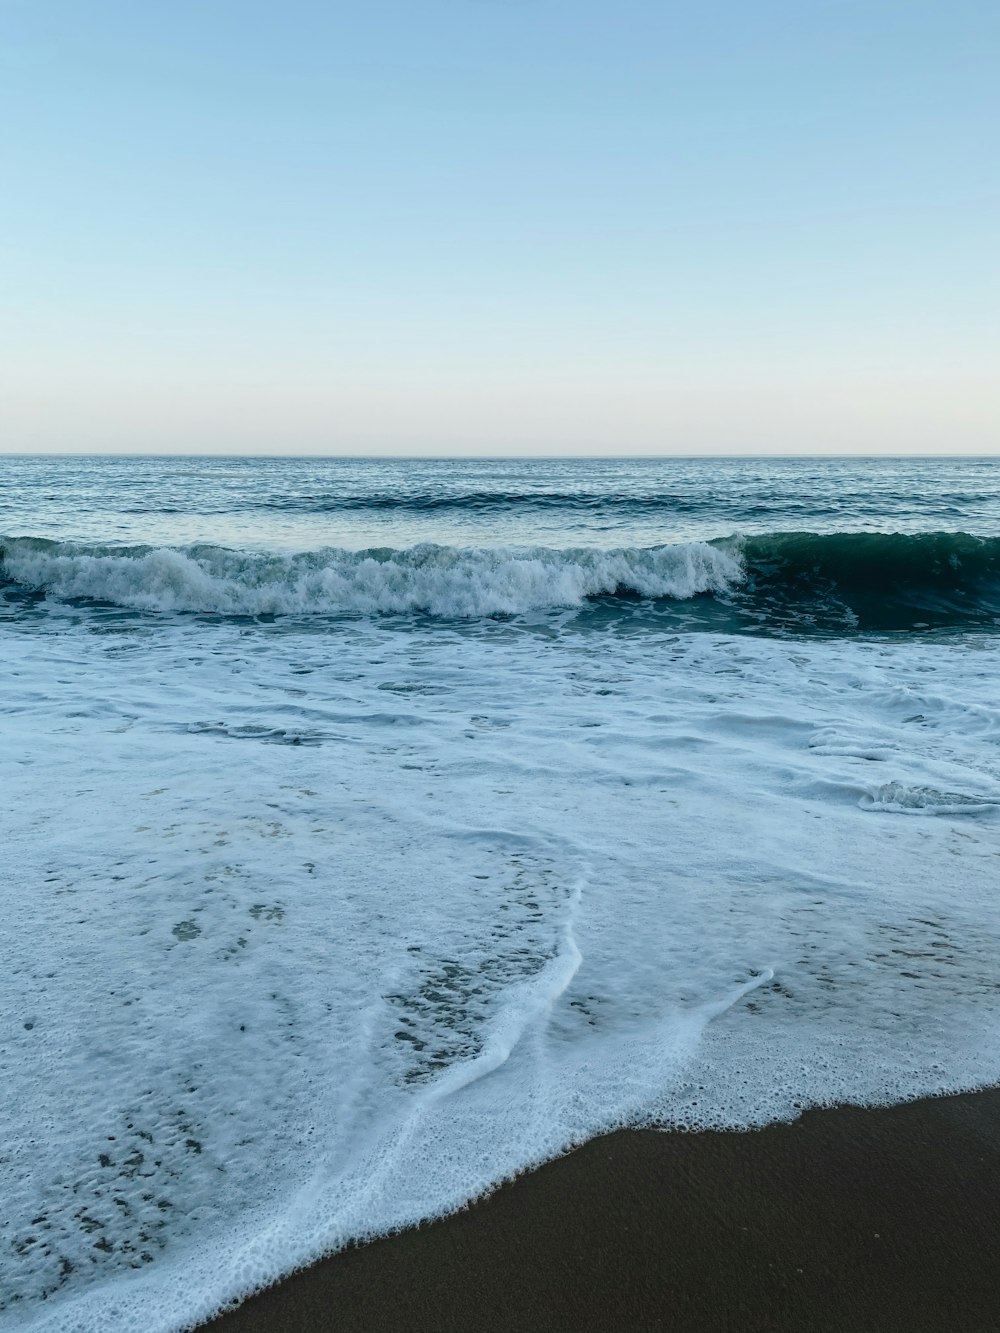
0, 537, 741, 618
2, 530, 1000, 630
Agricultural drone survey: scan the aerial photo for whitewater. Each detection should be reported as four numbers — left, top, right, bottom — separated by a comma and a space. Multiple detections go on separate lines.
3, 455, 1000, 1331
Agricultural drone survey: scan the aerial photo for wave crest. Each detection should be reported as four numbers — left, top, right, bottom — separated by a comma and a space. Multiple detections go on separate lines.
5, 530, 1000, 630
0, 538, 743, 617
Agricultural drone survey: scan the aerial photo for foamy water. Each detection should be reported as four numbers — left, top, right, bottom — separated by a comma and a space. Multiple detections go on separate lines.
3, 456, 1000, 1330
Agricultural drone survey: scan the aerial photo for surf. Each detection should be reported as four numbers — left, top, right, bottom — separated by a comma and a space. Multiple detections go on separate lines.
4, 530, 1000, 633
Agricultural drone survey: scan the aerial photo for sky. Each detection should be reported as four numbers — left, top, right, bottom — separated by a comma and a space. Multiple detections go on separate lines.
1, 0, 998, 455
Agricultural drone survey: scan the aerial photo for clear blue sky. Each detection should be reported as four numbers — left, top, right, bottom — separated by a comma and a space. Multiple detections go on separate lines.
2, 0, 997, 454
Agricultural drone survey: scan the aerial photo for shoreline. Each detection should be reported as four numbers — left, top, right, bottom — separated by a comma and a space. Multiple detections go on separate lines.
202, 1087, 1000, 1332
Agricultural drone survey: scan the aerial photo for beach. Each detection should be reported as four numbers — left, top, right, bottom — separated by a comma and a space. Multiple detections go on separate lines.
205, 1088, 1000, 1333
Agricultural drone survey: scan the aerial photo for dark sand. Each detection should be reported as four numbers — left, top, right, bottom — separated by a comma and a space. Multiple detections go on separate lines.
204, 1088, 1000, 1332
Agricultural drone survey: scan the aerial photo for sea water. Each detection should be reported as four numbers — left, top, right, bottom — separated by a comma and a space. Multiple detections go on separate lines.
3, 455, 1000, 1330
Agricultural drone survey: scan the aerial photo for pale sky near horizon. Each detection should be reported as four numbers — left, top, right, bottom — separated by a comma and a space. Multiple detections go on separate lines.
1, 0, 998, 456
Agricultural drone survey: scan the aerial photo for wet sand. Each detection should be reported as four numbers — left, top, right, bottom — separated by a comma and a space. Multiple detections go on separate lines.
203, 1088, 1000, 1332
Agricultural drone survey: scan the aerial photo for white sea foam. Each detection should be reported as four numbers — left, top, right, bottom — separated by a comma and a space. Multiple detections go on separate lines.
0, 538, 743, 616
3, 614, 1000, 1331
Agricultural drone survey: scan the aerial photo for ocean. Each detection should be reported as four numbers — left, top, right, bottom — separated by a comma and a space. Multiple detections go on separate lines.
3, 454, 1000, 1330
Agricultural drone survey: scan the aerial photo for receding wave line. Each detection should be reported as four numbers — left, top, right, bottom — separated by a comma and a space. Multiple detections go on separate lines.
3, 531, 1000, 630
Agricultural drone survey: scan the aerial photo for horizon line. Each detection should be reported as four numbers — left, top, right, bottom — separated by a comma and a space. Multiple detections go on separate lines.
4, 451, 999, 462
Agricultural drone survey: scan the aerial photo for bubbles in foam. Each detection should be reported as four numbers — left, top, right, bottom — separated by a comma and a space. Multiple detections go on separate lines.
3, 611, 1000, 1331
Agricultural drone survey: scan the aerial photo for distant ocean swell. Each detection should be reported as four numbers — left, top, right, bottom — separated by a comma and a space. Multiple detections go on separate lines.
3, 531, 1000, 630
114, 488, 994, 518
